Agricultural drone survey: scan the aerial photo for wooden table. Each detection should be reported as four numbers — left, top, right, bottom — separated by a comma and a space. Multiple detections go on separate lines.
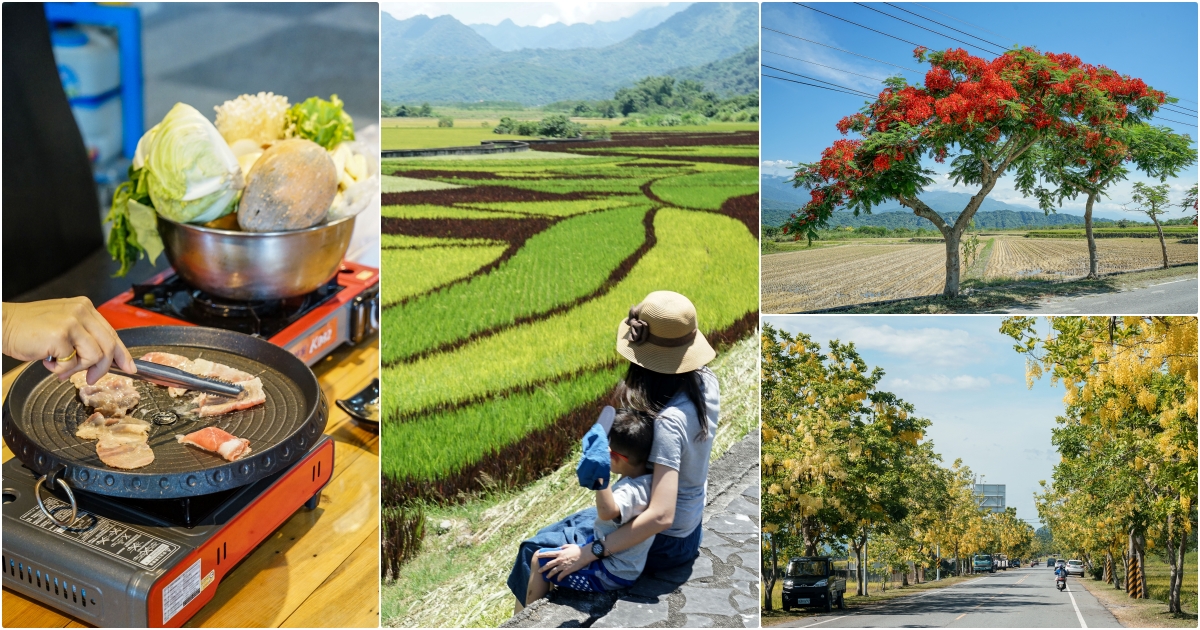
1, 338, 380, 628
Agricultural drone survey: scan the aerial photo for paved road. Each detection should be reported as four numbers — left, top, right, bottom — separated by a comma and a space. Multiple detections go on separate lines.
773, 567, 1122, 628
1014, 276, 1197, 314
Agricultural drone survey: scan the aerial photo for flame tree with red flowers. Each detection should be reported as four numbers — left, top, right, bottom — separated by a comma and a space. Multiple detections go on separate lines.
1018, 122, 1194, 278
785, 46, 1170, 297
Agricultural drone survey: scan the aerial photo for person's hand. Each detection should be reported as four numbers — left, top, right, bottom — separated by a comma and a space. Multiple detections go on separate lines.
2, 298, 135, 384
536, 544, 597, 581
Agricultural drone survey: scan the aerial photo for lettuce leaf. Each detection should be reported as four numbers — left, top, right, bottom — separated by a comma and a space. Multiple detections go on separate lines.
287, 94, 355, 150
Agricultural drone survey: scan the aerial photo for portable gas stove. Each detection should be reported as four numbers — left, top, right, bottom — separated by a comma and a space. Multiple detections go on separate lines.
2, 327, 337, 627
97, 261, 379, 366
1, 436, 334, 627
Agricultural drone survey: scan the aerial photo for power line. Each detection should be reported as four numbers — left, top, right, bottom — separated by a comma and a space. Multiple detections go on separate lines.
763, 49, 891, 83
1153, 116, 1198, 128
912, 2, 1017, 45
763, 64, 877, 98
854, 3, 1005, 57
883, 3, 1008, 51
909, 3, 1198, 109
762, 26, 922, 74
793, 3, 928, 50
1162, 103, 1198, 115
764, 74, 874, 99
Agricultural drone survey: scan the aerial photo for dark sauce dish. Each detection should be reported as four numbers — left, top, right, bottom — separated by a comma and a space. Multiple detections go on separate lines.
336, 378, 379, 431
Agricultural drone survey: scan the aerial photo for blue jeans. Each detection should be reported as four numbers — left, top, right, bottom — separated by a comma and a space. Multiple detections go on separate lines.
506, 507, 702, 603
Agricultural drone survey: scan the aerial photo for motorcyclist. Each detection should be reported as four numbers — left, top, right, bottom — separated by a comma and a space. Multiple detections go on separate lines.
1054, 563, 1067, 588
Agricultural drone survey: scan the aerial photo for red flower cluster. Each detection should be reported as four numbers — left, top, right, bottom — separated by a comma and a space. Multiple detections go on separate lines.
786, 46, 1166, 237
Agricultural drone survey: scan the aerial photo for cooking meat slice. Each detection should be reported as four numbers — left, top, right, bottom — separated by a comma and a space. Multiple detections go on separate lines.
139, 352, 193, 396
176, 427, 251, 462
189, 358, 256, 383
70, 372, 140, 417
139, 351, 193, 369
96, 436, 155, 469
75, 412, 118, 440
192, 377, 266, 417
102, 417, 152, 444
140, 353, 258, 399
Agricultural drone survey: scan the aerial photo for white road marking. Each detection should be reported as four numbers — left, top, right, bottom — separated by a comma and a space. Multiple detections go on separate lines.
1065, 581, 1088, 628
801, 615, 847, 627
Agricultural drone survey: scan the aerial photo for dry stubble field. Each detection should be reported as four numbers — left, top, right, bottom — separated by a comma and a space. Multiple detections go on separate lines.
985, 237, 1198, 279
762, 236, 1198, 313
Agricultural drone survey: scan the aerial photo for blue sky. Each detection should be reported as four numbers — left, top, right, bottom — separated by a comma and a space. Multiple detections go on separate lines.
761, 2, 1199, 221
764, 315, 1070, 527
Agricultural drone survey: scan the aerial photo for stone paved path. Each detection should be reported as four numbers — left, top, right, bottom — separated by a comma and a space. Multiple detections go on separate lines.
504, 430, 761, 628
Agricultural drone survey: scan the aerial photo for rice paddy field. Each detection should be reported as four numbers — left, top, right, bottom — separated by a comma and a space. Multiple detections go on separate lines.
380, 129, 760, 571
762, 235, 1198, 313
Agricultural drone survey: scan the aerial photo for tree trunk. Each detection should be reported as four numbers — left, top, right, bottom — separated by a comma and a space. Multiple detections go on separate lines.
763, 534, 777, 612
1084, 193, 1099, 278
801, 516, 820, 557
851, 539, 865, 597
1166, 512, 1185, 614
943, 228, 964, 297
1152, 217, 1168, 269
863, 535, 870, 597
1103, 550, 1113, 584
1127, 527, 1149, 599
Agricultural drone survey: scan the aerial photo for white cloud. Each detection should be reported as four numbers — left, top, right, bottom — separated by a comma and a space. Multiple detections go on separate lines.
832, 323, 985, 367
890, 374, 991, 392
382, 2, 675, 26
761, 159, 797, 177
919, 160, 1197, 221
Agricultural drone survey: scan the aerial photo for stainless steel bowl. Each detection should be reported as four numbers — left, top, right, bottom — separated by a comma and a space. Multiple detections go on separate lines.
158, 214, 355, 301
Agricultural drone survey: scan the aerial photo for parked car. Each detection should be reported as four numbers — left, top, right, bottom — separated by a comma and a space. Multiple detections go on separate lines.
1011, 559, 1021, 568
1066, 559, 1085, 577
973, 554, 995, 573
781, 557, 847, 613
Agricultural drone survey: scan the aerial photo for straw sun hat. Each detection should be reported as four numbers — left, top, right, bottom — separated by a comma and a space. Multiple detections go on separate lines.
616, 291, 715, 374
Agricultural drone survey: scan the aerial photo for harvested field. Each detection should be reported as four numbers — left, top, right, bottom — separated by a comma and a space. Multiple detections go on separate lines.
985, 237, 1198, 279
762, 243, 946, 312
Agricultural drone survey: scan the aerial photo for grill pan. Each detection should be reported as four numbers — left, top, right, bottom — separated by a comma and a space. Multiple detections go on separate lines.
2, 326, 327, 499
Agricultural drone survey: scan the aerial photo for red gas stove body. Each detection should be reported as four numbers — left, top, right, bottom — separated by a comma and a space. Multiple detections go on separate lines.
97, 261, 379, 366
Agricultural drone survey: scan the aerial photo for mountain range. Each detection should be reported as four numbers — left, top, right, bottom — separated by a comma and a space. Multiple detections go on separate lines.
761, 174, 1101, 229
466, 4, 690, 51
380, 2, 759, 105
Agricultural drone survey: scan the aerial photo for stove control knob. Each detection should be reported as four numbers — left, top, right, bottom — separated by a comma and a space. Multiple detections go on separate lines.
350, 294, 379, 344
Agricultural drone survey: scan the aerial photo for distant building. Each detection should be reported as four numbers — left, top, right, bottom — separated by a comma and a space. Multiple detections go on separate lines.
974, 484, 1006, 513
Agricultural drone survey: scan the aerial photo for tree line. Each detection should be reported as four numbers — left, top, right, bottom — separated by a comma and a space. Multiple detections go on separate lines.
760, 325, 1035, 609
1005, 316, 1197, 615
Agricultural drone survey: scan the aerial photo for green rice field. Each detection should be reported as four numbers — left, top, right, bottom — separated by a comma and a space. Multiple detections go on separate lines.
380, 129, 760, 509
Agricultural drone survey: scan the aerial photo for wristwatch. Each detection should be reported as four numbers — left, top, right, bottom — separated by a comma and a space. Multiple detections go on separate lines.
591, 539, 608, 559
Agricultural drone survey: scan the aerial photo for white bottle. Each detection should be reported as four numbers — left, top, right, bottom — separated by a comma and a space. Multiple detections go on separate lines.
51, 25, 122, 164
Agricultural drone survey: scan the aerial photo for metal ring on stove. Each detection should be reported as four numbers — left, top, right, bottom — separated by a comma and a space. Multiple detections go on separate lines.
34, 471, 77, 528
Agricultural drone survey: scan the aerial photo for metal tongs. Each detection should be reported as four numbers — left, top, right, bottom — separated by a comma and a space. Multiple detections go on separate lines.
113, 359, 245, 398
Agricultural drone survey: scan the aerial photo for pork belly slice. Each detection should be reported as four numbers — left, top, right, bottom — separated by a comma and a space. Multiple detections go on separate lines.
140, 353, 259, 400
75, 412, 119, 440
192, 377, 266, 417
70, 372, 140, 417
176, 427, 251, 462
96, 436, 154, 470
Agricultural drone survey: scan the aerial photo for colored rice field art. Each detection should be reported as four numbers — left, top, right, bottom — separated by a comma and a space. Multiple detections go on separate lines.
380, 130, 760, 510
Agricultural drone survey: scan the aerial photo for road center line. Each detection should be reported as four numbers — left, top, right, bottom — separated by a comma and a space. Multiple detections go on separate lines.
955, 613, 967, 620
1065, 581, 1089, 628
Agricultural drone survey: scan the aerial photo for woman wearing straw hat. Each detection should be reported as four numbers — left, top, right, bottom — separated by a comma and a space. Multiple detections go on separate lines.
507, 290, 720, 609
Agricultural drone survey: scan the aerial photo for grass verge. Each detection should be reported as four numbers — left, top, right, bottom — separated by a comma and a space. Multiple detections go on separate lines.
761, 574, 980, 627
835, 265, 1196, 314
381, 333, 758, 628
1076, 572, 1198, 628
